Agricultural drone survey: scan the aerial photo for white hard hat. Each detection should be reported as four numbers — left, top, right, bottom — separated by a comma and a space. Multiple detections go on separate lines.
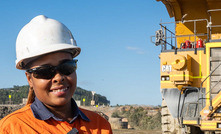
15, 15, 81, 70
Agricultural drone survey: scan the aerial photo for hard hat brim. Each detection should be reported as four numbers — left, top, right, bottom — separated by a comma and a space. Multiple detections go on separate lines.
15, 43, 81, 70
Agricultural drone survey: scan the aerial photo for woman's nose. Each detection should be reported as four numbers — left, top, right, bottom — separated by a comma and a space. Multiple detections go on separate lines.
52, 71, 65, 83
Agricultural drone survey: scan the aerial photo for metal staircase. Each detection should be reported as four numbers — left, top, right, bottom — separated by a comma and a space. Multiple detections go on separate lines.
210, 48, 221, 99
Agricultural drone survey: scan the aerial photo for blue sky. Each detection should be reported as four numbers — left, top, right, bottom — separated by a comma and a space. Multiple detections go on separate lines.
0, 0, 174, 106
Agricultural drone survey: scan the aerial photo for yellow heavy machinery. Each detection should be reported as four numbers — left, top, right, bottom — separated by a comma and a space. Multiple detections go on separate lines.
151, 0, 221, 133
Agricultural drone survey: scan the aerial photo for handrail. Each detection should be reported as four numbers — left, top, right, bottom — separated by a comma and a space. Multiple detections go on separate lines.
151, 18, 209, 51
210, 78, 221, 94
207, 9, 221, 38
159, 23, 175, 35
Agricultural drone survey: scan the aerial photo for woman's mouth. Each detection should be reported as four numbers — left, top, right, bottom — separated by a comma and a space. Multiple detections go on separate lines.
51, 87, 69, 96
52, 87, 68, 93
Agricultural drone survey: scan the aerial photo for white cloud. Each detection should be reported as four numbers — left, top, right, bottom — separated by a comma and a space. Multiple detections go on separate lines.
126, 47, 139, 50
126, 46, 145, 54
137, 51, 145, 54
78, 81, 93, 86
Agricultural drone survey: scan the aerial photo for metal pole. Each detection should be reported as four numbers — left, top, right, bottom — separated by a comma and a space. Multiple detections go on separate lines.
194, 21, 196, 48
175, 22, 177, 48
164, 26, 167, 50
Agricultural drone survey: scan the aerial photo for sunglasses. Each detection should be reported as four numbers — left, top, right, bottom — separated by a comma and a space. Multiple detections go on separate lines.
26, 60, 78, 79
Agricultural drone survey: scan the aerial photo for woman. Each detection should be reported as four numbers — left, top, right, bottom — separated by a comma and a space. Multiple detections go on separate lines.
0, 15, 112, 134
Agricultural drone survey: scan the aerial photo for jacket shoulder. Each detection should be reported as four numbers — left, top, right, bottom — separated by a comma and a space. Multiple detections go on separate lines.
0, 105, 32, 129
79, 107, 113, 133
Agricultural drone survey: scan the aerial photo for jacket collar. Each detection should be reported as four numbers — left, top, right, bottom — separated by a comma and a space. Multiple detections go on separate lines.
30, 97, 90, 123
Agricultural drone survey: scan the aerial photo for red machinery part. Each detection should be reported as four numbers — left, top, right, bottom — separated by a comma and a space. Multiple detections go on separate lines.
196, 39, 204, 48
182, 40, 192, 49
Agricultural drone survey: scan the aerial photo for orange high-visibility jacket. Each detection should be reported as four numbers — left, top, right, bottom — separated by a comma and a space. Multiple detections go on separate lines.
0, 104, 113, 134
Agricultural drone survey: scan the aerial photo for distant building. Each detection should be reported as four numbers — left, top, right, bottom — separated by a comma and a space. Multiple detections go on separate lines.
22, 98, 27, 105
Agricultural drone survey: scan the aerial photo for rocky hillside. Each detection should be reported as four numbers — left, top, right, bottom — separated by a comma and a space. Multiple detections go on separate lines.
0, 105, 25, 120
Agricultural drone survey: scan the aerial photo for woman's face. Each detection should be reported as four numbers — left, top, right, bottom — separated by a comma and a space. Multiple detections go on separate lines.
25, 52, 77, 107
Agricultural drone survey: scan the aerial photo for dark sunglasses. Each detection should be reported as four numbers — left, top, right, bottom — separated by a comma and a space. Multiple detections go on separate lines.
26, 60, 78, 79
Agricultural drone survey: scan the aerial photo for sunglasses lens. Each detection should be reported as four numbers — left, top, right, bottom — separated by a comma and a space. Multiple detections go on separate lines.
59, 60, 77, 75
28, 60, 77, 79
32, 66, 55, 79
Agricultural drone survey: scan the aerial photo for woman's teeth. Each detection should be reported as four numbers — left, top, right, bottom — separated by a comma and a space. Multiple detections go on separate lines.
53, 88, 68, 93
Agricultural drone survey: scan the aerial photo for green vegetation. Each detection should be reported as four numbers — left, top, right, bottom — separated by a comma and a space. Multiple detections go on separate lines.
0, 85, 29, 104
0, 85, 110, 105
111, 106, 161, 130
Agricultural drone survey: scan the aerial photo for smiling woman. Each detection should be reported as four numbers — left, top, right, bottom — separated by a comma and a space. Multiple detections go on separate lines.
0, 15, 112, 134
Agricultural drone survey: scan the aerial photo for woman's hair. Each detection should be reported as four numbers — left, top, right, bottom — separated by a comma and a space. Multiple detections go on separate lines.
25, 60, 36, 105
26, 87, 35, 105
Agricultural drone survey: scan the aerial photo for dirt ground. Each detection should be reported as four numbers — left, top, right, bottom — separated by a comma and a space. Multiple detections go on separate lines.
112, 129, 161, 134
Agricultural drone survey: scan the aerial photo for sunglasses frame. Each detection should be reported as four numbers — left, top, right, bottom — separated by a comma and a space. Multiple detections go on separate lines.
26, 59, 78, 79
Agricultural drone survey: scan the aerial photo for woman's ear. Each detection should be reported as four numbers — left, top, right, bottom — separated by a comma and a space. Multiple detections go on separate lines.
25, 72, 33, 88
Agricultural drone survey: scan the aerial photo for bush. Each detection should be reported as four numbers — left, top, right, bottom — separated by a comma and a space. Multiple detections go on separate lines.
111, 111, 120, 118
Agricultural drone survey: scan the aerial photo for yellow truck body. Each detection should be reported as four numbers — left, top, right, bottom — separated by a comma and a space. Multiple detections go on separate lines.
153, 0, 221, 133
